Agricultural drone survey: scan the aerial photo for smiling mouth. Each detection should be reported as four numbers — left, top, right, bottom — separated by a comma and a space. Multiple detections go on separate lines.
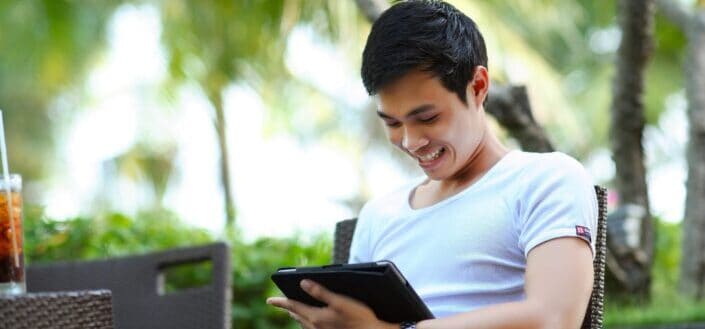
417, 147, 445, 163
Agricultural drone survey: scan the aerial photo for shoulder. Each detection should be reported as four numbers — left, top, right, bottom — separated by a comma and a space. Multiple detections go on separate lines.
353, 179, 418, 246
516, 151, 586, 174
509, 151, 595, 209
512, 151, 591, 187
358, 178, 420, 221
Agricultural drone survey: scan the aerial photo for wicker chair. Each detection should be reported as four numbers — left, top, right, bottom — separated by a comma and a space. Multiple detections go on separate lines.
25, 243, 231, 329
0, 290, 114, 329
333, 186, 608, 329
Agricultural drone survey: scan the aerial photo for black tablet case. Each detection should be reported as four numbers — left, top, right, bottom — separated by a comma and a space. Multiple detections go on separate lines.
271, 261, 434, 323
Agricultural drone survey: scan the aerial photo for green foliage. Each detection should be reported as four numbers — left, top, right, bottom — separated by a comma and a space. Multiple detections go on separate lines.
228, 231, 332, 329
605, 219, 705, 327
23, 207, 332, 329
652, 219, 682, 290
644, 13, 687, 125
24, 207, 213, 262
160, 259, 214, 294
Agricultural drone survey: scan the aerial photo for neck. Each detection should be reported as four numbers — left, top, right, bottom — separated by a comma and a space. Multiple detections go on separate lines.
439, 129, 508, 192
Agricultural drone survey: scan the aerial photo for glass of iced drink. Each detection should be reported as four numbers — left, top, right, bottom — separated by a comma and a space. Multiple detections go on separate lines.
0, 174, 24, 295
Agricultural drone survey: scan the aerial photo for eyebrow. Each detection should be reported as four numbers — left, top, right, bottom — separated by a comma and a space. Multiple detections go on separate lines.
376, 104, 435, 120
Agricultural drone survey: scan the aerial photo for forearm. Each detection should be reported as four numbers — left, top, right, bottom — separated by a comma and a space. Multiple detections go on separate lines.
415, 300, 567, 329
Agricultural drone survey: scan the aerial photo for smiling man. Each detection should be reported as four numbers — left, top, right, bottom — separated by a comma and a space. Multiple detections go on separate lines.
267, 1, 598, 329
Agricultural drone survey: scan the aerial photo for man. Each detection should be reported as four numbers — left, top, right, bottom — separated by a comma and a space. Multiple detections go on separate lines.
268, 1, 597, 328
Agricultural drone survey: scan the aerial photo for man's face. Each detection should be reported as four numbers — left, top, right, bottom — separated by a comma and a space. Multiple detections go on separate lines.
376, 69, 487, 181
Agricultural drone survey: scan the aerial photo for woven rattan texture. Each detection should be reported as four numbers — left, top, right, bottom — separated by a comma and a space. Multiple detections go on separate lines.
333, 186, 608, 329
333, 219, 357, 264
26, 243, 230, 329
0, 290, 113, 329
582, 185, 607, 329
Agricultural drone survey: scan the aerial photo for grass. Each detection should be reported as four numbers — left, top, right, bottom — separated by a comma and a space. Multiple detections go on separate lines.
604, 220, 705, 328
605, 287, 705, 327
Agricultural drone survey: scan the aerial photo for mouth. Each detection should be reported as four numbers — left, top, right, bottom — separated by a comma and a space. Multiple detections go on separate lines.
416, 147, 446, 167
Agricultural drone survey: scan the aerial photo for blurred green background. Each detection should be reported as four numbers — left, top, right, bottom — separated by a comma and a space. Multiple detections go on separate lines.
2, 0, 703, 328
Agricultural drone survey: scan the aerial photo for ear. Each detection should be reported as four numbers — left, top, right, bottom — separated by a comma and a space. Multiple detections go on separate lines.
466, 66, 489, 108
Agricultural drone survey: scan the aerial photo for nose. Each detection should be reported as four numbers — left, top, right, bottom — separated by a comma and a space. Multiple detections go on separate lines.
401, 127, 429, 152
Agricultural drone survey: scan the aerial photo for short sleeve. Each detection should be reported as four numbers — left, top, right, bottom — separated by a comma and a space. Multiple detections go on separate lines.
517, 154, 598, 258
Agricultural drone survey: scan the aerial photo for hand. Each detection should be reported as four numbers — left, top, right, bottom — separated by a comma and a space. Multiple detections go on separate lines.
266, 279, 395, 329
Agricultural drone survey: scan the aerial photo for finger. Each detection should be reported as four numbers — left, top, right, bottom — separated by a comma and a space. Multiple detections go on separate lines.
300, 279, 344, 307
267, 296, 318, 316
266, 297, 288, 309
290, 313, 316, 329
289, 312, 315, 329
288, 311, 304, 323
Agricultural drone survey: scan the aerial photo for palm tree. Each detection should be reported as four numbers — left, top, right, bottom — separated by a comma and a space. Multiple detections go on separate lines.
157, 0, 367, 227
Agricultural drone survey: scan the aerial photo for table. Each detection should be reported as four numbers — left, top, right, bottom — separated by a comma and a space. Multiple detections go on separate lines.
0, 290, 113, 329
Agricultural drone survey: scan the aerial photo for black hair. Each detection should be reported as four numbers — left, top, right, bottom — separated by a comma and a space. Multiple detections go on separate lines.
361, 0, 488, 104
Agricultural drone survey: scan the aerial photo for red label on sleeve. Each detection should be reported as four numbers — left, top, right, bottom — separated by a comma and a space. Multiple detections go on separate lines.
575, 225, 591, 242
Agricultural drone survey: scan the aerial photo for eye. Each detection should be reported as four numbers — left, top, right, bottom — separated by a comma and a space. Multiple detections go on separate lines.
418, 115, 439, 123
383, 119, 402, 128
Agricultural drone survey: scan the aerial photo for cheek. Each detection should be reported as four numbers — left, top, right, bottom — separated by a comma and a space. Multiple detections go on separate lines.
446, 120, 477, 151
458, 122, 483, 150
386, 129, 402, 146
427, 123, 453, 144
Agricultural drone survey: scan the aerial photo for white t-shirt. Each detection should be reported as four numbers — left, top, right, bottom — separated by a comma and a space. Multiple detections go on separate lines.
348, 151, 597, 318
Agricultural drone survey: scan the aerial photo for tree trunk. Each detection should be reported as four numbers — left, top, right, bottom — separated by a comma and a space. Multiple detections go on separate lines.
207, 90, 237, 227
682, 8, 705, 301
608, 0, 655, 298
486, 85, 554, 152
657, 0, 705, 299
655, 0, 705, 301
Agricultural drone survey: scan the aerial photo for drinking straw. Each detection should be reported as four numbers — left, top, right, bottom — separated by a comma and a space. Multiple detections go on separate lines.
0, 110, 19, 268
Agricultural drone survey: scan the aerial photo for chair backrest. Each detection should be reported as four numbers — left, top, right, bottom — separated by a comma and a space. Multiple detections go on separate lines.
584, 186, 607, 329
333, 186, 608, 329
26, 242, 231, 329
0, 290, 114, 329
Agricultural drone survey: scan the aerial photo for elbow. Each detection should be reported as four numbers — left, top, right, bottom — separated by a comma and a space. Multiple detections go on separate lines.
526, 303, 583, 329
538, 315, 572, 329
526, 314, 569, 329
525, 314, 559, 329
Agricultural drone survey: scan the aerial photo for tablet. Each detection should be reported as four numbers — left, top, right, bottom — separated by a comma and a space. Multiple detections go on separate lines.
271, 260, 434, 323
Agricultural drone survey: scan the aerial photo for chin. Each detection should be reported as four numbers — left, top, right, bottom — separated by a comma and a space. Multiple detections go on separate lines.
423, 170, 447, 181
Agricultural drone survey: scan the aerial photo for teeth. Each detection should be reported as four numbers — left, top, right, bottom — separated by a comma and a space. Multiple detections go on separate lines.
419, 148, 443, 162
